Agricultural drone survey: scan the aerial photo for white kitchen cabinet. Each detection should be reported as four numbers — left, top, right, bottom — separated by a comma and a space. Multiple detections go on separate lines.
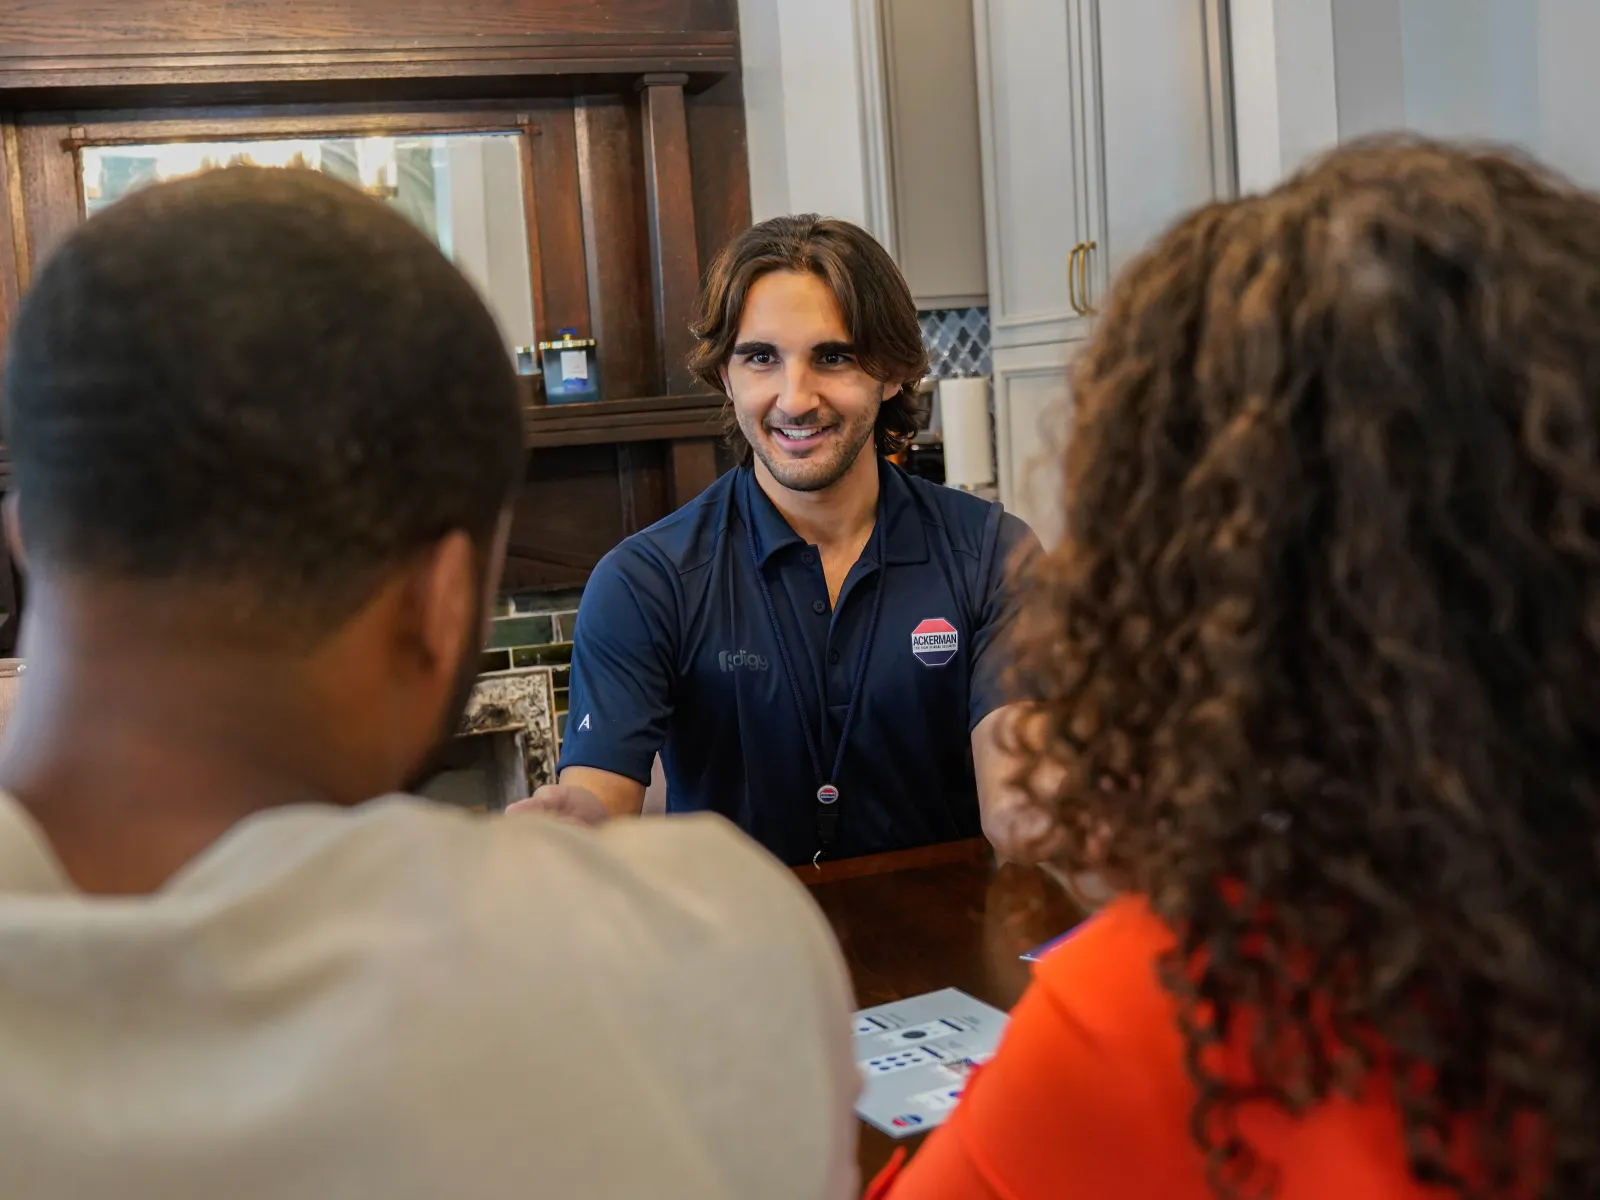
975, 0, 1232, 533
973, 0, 1100, 352
993, 340, 1081, 548
880, 0, 990, 308
1099, 0, 1232, 287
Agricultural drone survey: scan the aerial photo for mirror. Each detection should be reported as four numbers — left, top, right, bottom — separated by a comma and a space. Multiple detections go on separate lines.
80, 132, 536, 352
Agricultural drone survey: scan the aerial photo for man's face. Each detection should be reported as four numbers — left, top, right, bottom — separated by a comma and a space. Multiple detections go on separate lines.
722, 270, 899, 493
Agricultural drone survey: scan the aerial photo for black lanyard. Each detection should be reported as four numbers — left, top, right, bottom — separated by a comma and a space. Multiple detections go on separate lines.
744, 471, 888, 865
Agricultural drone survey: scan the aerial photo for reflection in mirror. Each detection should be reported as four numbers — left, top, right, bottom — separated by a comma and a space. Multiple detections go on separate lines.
80, 133, 536, 351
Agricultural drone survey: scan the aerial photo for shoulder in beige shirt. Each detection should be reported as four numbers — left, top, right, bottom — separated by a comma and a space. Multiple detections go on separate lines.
0, 794, 859, 1199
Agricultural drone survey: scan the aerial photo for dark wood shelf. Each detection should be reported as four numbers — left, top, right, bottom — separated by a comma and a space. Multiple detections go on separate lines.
0, 32, 739, 107
522, 391, 724, 450
0, 393, 725, 483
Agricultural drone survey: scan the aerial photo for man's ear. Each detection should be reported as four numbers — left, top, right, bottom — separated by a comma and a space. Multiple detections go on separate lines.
719, 364, 732, 396
401, 530, 480, 678
483, 508, 513, 612
4, 493, 28, 576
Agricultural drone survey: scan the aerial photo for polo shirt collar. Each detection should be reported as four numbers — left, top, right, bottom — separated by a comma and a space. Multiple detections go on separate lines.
739, 458, 931, 568
878, 458, 932, 566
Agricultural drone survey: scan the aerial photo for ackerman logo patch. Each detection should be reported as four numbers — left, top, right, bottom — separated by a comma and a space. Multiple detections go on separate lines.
911, 618, 960, 667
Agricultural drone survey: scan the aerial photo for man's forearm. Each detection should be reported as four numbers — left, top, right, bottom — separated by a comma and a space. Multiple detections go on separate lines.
971, 705, 1067, 864
558, 765, 647, 818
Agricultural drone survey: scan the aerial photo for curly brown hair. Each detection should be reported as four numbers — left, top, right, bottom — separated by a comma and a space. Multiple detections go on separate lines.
688, 214, 929, 466
1009, 137, 1600, 1198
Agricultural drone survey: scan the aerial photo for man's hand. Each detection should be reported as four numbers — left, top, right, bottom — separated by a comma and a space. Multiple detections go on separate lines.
972, 705, 1070, 865
980, 792, 1070, 865
506, 783, 612, 827
507, 767, 648, 825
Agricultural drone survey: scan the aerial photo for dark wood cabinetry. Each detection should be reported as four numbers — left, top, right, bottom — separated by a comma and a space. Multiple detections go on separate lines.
0, 0, 750, 642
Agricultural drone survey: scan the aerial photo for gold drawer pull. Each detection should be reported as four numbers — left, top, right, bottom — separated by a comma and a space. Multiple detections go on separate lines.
1077, 240, 1097, 315
1067, 242, 1084, 314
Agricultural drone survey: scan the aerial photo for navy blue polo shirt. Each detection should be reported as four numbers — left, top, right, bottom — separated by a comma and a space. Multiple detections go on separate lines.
559, 458, 1036, 866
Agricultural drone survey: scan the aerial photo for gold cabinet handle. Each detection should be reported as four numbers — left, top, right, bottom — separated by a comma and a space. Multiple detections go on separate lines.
1067, 243, 1084, 314
1078, 240, 1097, 315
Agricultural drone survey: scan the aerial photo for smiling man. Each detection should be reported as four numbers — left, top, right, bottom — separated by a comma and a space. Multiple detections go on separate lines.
535, 215, 1042, 866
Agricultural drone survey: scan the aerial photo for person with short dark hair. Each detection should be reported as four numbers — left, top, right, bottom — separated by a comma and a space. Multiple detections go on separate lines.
875, 138, 1594, 1200
0, 168, 858, 1200
526, 215, 1045, 866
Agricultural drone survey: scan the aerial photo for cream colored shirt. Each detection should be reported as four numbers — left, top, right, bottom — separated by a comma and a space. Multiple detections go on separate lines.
0, 793, 859, 1199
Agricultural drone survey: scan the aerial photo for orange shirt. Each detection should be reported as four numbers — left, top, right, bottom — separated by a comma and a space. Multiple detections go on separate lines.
874, 896, 1466, 1200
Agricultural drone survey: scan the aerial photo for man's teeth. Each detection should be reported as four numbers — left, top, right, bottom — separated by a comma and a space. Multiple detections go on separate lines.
775, 427, 827, 441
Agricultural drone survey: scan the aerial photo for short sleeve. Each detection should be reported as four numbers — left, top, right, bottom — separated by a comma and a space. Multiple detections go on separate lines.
968, 506, 1042, 729
884, 900, 1190, 1200
558, 541, 680, 785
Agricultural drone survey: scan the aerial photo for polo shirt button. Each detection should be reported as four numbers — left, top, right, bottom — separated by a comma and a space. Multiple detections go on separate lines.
802, 552, 816, 566
828, 649, 841, 665
812, 599, 827, 615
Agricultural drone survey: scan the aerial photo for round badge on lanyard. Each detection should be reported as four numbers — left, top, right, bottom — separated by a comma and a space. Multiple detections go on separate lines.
817, 784, 840, 805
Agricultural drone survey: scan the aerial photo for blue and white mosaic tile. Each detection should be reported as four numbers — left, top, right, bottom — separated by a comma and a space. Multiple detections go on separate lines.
919, 306, 991, 379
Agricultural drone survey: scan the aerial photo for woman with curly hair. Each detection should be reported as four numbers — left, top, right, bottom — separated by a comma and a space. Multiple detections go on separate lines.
875, 137, 1597, 1199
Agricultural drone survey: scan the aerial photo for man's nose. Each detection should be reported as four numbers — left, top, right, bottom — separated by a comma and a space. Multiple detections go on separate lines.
773, 361, 824, 420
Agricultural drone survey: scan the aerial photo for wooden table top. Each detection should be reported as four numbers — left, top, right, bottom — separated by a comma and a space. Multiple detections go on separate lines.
797, 839, 1085, 1184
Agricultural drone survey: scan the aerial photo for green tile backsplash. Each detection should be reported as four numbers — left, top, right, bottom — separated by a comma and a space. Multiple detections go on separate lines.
485, 589, 583, 754
487, 614, 554, 649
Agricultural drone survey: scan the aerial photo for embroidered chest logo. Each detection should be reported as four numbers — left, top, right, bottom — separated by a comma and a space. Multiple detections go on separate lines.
719, 649, 771, 673
911, 618, 960, 667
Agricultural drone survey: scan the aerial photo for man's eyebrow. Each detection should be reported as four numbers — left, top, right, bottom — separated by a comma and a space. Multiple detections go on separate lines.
812, 341, 857, 356
731, 340, 777, 356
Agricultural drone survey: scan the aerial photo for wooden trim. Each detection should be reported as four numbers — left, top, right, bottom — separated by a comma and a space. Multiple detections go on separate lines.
522, 391, 724, 449
525, 101, 592, 342
574, 94, 656, 399
667, 437, 718, 507
16, 102, 560, 326
0, 117, 25, 343
1, 121, 25, 293
0, 396, 725, 471
684, 71, 752, 280
57, 103, 546, 148
797, 838, 991, 885
522, 391, 718, 418
14, 118, 83, 278
0, 33, 740, 99
516, 121, 549, 350
638, 75, 700, 395
526, 415, 723, 449
503, 540, 604, 573
616, 444, 643, 533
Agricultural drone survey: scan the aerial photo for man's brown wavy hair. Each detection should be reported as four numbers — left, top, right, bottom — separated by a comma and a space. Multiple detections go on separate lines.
1009, 137, 1600, 1197
688, 214, 929, 467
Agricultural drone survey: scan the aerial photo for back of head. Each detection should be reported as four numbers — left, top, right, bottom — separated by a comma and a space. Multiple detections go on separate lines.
689, 214, 929, 464
2, 167, 523, 644
1012, 137, 1600, 1196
